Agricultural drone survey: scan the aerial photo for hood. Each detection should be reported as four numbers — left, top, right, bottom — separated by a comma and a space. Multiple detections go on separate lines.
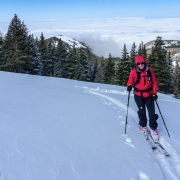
135, 56, 147, 65
135, 56, 149, 72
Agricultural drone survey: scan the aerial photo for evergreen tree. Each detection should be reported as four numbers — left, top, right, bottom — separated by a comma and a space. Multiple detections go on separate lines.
130, 42, 137, 69
115, 58, 124, 85
1, 14, 41, 74
103, 53, 115, 84
90, 58, 98, 82
38, 33, 47, 60
65, 45, 78, 79
54, 38, 67, 78
0, 32, 3, 46
173, 59, 180, 99
148, 36, 168, 93
38, 32, 47, 75
34, 37, 39, 47
78, 47, 90, 81
25, 34, 41, 74
85, 48, 98, 82
0, 32, 3, 64
95, 56, 105, 83
138, 41, 147, 59
46, 39, 56, 76
86, 49, 91, 79
115, 44, 130, 86
166, 51, 174, 94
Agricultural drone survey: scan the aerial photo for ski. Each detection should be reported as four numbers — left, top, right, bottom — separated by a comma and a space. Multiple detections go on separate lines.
141, 131, 157, 150
148, 130, 170, 156
140, 129, 170, 156
155, 142, 170, 156
147, 137, 157, 150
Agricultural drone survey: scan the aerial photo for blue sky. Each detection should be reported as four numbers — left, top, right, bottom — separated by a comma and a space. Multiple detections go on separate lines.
1, 0, 180, 57
1, 0, 180, 21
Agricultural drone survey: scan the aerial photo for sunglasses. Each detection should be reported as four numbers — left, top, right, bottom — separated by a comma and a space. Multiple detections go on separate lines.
137, 62, 145, 65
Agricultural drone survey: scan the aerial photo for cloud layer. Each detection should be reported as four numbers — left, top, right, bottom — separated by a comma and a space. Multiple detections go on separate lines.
1, 17, 180, 57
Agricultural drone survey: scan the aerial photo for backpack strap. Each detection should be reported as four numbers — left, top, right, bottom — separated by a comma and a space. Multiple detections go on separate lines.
134, 71, 141, 86
134, 68, 152, 87
147, 68, 152, 83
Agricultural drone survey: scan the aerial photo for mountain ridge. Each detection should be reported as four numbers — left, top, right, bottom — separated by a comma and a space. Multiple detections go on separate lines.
47, 35, 180, 56
145, 40, 180, 55
47, 35, 88, 51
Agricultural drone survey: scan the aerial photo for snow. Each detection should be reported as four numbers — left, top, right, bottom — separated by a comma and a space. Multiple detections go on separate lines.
56, 35, 86, 49
172, 52, 180, 66
164, 41, 179, 46
145, 40, 180, 49
0, 71, 180, 180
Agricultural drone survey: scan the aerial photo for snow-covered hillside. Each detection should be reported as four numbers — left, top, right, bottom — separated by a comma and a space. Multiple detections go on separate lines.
0, 71, 180, 180
145, 40, 180, 49
172, 52, 180, 61
49, 35, 87, 50
56, 35, 86, 48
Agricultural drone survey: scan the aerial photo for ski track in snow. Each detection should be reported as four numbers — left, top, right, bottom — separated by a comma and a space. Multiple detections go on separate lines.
0, 172, 3, 179
79, 86, 180, 180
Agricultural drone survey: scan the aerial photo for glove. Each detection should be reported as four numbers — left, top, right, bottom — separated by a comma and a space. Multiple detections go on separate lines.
152, 94, 158, 100
127, 85, 132, 92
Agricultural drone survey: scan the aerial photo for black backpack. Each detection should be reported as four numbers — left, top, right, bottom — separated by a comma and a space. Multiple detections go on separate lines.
134, 69, 152, 86
134, 69, 152, 93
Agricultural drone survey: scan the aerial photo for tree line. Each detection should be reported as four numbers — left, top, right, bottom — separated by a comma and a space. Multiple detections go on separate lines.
0, 14, 180, 99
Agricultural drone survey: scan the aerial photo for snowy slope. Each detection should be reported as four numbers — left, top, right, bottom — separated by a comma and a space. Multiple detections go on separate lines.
56, 35, 86, 49
0, 71, 180, 180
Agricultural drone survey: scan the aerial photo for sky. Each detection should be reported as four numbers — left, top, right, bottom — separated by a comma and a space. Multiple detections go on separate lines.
0, 71, 180, 179
1, 0, 180, 57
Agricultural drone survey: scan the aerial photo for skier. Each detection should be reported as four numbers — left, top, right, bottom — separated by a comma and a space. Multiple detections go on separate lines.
127, 55, 159, 142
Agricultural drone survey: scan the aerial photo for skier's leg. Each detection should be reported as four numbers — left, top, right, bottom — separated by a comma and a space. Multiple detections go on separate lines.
145, 96, 158, 130
134, 94, 147, 127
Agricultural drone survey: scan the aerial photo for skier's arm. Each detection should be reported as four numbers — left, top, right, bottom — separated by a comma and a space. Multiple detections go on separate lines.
127, 69, 136, 87
150, 68, 158, 94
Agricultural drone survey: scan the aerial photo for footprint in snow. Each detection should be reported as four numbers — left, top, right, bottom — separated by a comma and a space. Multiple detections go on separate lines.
137, 172, 150, 180
122, 134, 135, 148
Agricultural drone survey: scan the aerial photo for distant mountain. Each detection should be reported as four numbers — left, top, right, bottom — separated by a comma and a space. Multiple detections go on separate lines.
145, 40, 180, 49
145, 40, 180, 55
47, 35, 88, 51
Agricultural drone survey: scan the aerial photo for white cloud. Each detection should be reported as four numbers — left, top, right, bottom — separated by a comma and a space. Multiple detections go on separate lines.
1, 17, 180, 58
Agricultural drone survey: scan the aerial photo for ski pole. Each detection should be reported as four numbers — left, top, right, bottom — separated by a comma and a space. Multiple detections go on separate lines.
155, 100, 170, 137
125, 91, 130, 134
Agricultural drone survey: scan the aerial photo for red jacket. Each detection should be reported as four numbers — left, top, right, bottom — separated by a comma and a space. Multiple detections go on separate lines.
127, 56, 158, 98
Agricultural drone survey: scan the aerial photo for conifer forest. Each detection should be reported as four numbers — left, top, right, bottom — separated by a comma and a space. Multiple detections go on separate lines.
0, 14, 180, 99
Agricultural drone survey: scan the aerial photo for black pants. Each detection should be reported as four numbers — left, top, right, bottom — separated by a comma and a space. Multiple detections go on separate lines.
134, 94, 158, 130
